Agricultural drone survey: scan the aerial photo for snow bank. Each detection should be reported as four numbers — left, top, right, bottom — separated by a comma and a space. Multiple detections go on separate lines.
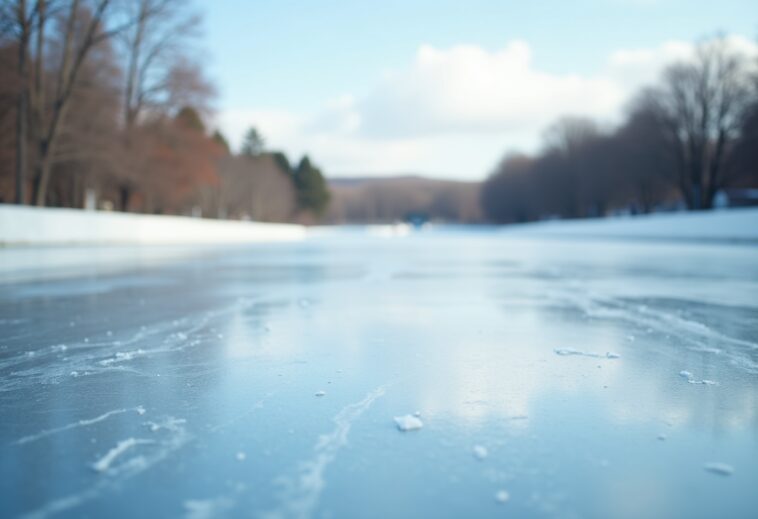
502, 208, 758, 242
0, 205, 305, 245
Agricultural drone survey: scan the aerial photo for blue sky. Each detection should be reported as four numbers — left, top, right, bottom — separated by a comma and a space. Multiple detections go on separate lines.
202, 0, 757, 179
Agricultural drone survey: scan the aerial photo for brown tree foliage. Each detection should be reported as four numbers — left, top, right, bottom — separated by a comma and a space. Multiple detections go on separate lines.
0, 0, 317, 222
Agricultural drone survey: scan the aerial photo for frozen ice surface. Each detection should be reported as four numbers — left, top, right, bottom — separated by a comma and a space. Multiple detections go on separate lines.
679, 370, 719, 385
394, 414, 424, 431
472, 445, 488, 460
1, 224, 758, 518
495, 490, 510, 503
92, 438, 153, 473
554, 348, 619, 359
704, 462, 735, 476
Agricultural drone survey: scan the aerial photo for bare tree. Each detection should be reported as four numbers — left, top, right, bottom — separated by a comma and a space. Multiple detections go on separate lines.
541, 117, 605, 218
646, 37, 754, 209
614, 99, 678, 212
116, 0, 209, 210
120, 0, 202, 127
1, 0, 36, 203
14, 1, 31, 203
28, 0, 130, 206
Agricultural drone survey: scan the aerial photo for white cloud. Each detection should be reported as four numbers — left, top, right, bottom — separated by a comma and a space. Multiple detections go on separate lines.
216, 36, 758, 180
357, 40, 623, 137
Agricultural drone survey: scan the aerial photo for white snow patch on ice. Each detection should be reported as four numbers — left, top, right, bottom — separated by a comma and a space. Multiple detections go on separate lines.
495, 490, 510, 503
554, 348, 619, 359
679, 370, 719, 385
24, 415, 190, 518
394, 414, 424, 431
145, 416, 186, 433
473, 445, 488, 460
99, 349, 146, 366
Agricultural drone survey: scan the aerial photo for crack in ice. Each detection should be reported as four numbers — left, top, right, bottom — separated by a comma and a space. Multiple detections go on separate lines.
14, 406, 145, 446
264, 385, 386, 519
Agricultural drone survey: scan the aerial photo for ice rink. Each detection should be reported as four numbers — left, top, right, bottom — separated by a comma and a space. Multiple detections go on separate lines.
1, 227, 757, 518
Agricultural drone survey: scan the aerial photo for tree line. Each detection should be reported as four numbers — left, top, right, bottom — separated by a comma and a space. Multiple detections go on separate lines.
0, 0, 330, 222
482, 37, 758, 223
327, 176, 482, 224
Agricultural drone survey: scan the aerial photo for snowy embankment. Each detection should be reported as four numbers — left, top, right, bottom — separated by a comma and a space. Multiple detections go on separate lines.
0, 204, 305, 245
501, 207, 758, 242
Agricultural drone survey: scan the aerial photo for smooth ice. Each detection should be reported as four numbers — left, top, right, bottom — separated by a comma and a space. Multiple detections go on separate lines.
1, 229, 758, 518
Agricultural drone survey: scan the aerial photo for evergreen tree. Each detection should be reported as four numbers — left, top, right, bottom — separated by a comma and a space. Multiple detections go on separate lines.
241, 127, 265, 156
293, 156, 330, 216
211, 130, 230, 154
271, 151, 292, 176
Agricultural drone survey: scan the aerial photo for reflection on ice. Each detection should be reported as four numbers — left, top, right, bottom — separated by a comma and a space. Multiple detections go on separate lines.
1, 232, 757, 517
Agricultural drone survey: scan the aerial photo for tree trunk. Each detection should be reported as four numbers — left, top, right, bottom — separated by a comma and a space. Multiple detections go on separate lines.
15, 0, 29, 204
119, 184, 132, 211
16, 65, 28, 205
34, 154, 53, 207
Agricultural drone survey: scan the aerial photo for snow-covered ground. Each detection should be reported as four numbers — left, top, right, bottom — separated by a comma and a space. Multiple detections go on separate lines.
0, 204, 305, 245
1, 215, 757, 518
3, 204, 757, 247
501, 207, 758, 242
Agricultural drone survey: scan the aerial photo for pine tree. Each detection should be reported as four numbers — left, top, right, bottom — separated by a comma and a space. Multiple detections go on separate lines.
211, 130, 230, 154
241, 127, 265, 156
293, 156, 330, 216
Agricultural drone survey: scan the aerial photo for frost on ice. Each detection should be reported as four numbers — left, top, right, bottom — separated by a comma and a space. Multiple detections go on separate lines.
92, 438, 153, 473
679, 370, 718, 385
495, 490, 510, 503
554, 348, 620, 359
394, 414, 423, 431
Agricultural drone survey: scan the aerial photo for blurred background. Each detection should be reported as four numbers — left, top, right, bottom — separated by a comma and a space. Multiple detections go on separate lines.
1, 0, 757, 226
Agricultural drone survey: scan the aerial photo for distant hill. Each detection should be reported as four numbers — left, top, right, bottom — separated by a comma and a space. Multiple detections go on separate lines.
326, 175, 483, 224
